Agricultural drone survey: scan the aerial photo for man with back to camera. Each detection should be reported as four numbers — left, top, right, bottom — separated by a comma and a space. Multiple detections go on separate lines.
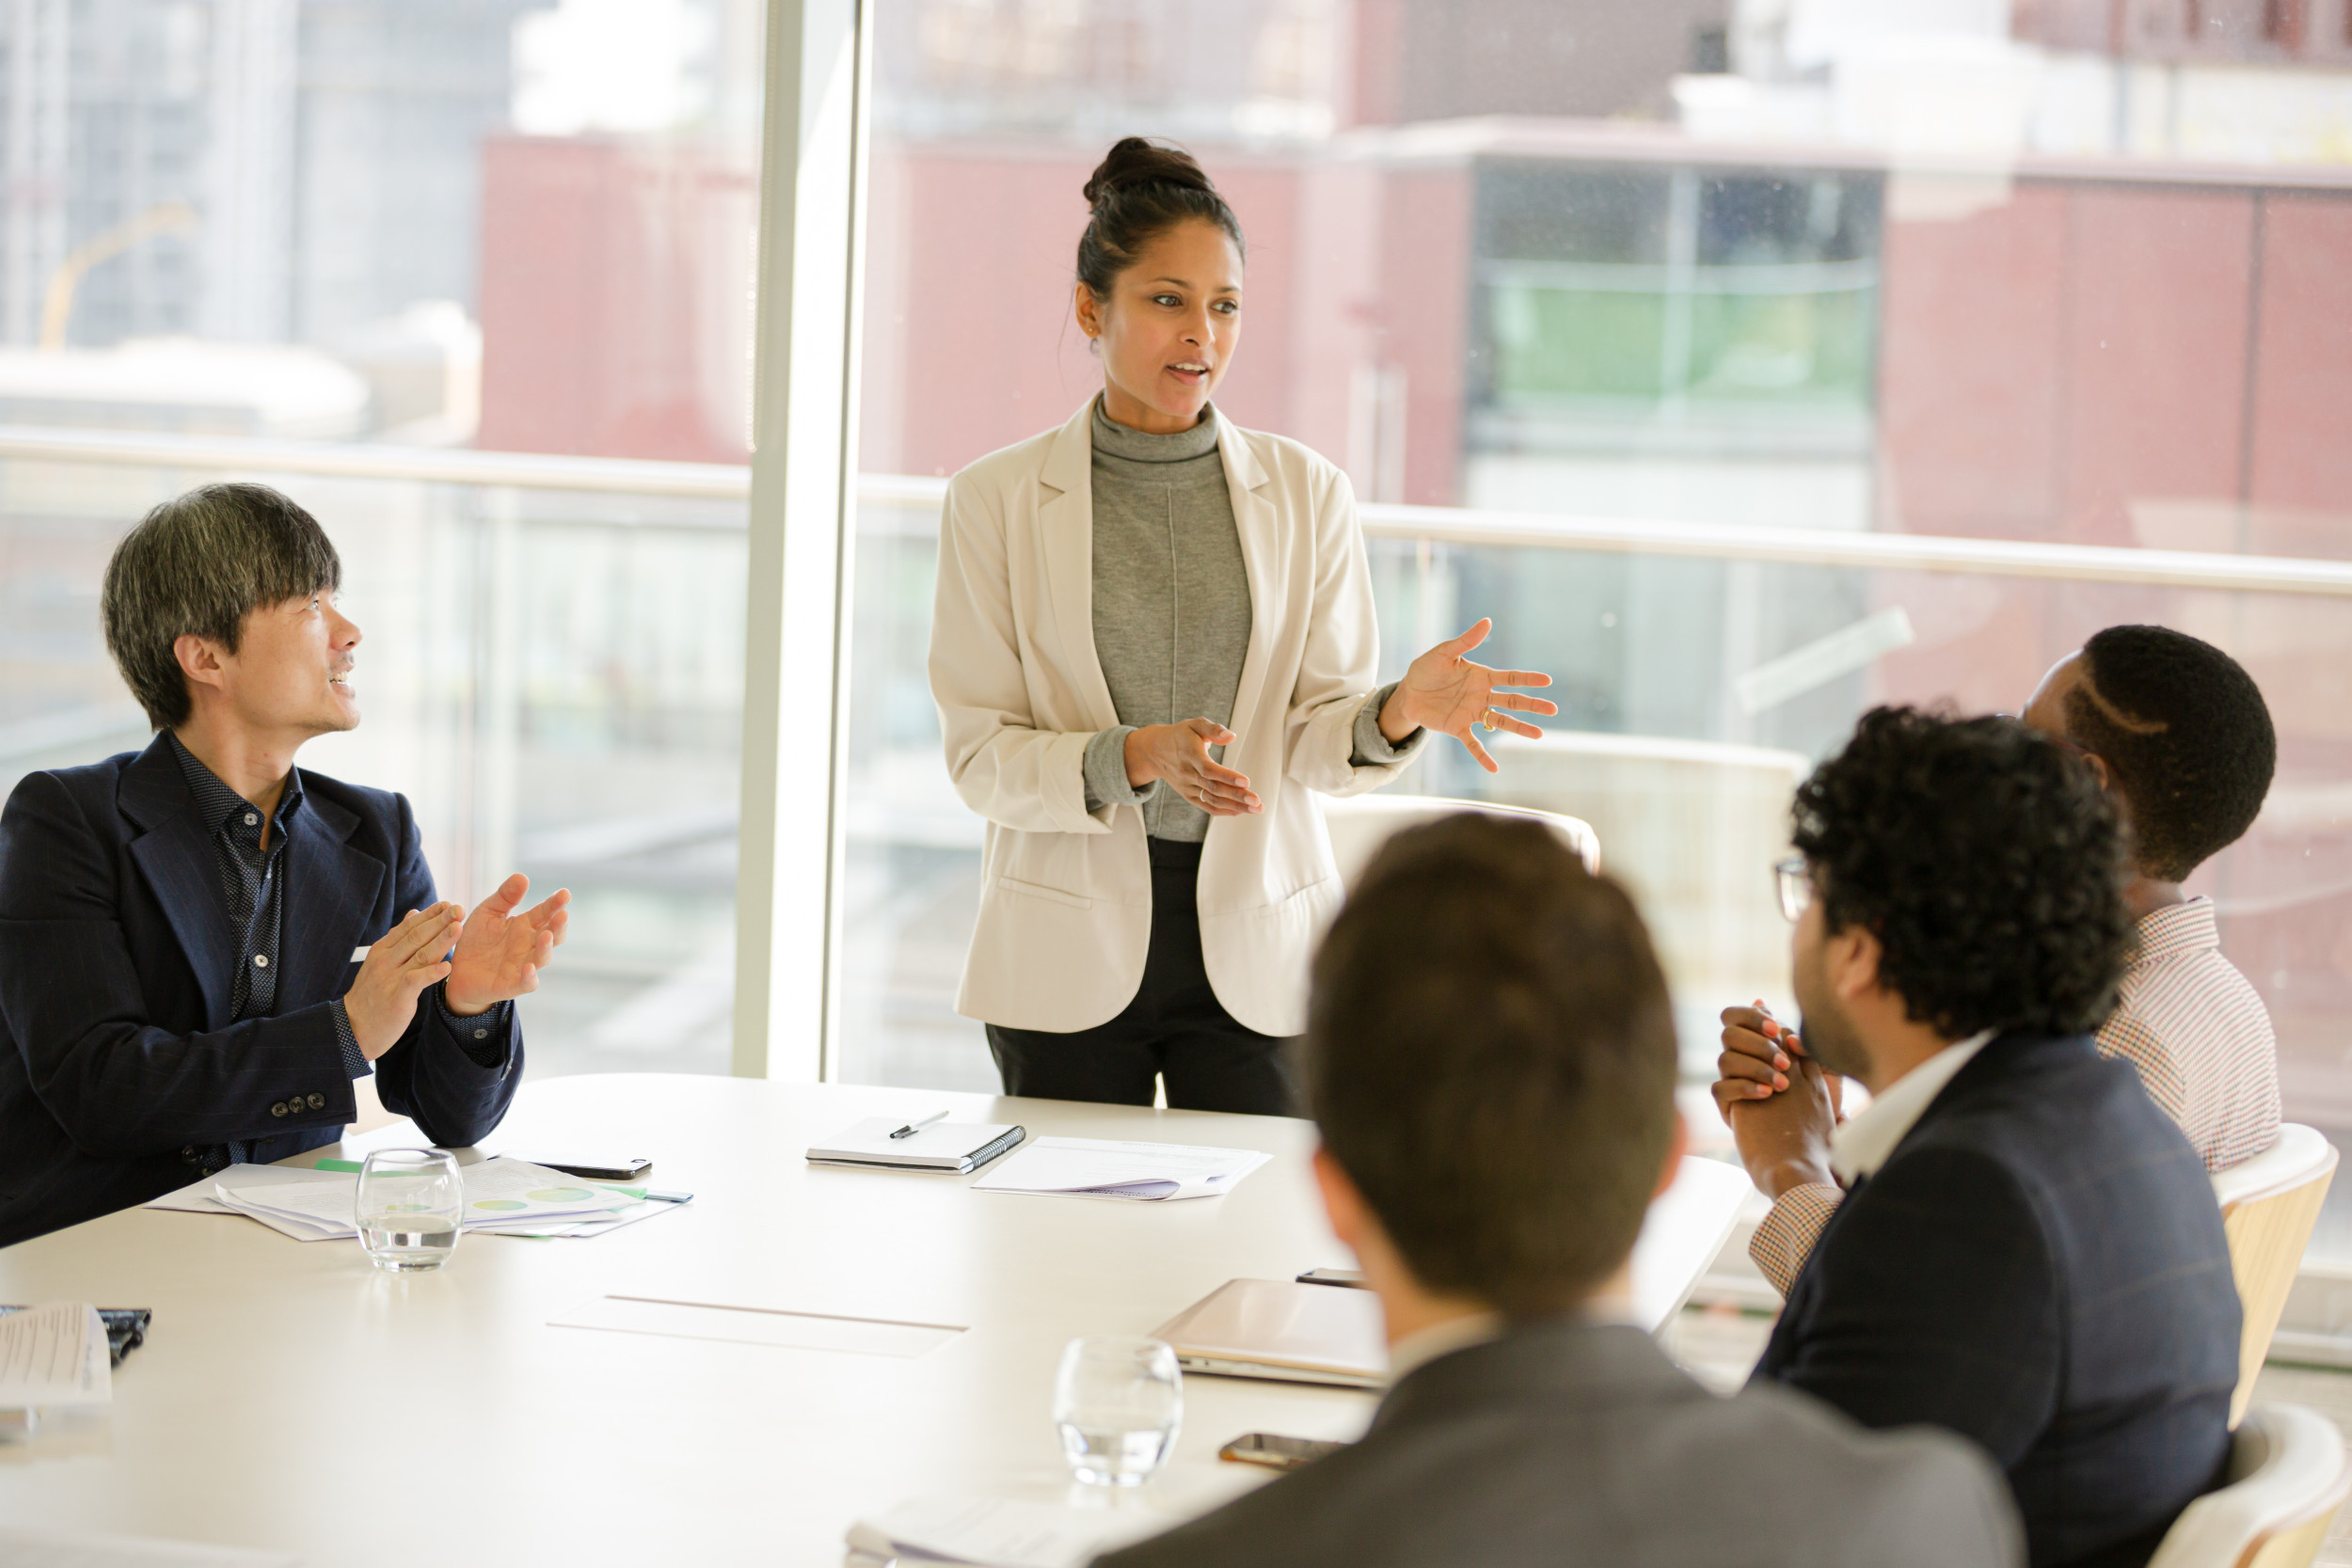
1717, 626, 2280, 1290
1095, 814, 2022, 1568
0, 483, 567, 1248
1725, 707, 2239, 1568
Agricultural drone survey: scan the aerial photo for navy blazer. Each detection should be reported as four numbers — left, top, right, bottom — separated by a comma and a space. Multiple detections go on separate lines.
0, 735, 522, 1248
1754, 1032, 2241, 1568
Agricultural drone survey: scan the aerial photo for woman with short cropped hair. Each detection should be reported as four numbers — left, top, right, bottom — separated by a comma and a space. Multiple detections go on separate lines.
929, 137, 1555, 1115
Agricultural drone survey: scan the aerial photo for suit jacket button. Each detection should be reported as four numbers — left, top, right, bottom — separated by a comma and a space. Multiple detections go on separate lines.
307, 1093, 326, 1110
181, 1146, 197, 1161
270, 1101, 288, 1117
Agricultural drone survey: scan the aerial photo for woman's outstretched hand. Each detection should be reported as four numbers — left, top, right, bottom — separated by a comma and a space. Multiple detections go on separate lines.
1125, 718, 1263, 816
1379, 618, 1557, 772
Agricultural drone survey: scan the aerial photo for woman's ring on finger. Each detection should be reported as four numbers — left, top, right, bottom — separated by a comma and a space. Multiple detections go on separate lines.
1480, 707, 1499, 732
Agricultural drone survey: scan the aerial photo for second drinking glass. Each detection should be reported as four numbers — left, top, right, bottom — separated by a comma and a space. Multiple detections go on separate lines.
1053, 1335, 1183, 1487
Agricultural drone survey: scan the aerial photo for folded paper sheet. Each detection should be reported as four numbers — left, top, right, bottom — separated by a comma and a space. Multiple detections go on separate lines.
0, 1303, 112, 1413
970, 1137, 1270, 1201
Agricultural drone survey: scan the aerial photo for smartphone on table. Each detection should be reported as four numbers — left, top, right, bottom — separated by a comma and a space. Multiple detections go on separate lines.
509, 1155, 652, 1181
1217, 1433, 1349, 1472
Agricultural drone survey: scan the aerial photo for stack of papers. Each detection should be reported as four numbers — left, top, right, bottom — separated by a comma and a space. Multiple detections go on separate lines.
0, 1303, 112, 1414
807, 1117, 1026, 1172
971, 1137, 1270, 1202
203, 1159, 657, 1242
845, 1498, 1166, 1568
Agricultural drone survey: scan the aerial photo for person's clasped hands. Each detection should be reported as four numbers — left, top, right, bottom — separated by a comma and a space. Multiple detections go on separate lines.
1712, 1001, 1845, 1198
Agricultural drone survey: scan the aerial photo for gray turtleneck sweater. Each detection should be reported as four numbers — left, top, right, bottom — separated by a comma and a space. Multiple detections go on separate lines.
1078, 399, 1421, 841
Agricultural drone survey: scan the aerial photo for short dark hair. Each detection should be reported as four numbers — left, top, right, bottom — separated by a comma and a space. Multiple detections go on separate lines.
1795, 706, 2131, 1040
1308, 814, 1678, 1318
1075, 136, 1246, 300
2066, 626, 2275, 883
101, 483, 342, 728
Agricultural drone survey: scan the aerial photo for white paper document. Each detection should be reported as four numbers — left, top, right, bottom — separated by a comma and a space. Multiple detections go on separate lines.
0, 1303, 112, 1412
970, 1137, 1270, 1201
189, 1160, 653, 1242
143, 1162, 327, 1215
844, 1497, 1166, 1568
806, 1117, 1025, 1171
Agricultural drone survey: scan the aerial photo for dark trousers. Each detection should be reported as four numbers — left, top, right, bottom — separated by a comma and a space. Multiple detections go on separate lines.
985, 838, 1303, 1117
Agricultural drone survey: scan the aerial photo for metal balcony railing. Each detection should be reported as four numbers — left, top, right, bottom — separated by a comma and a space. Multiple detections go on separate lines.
5, 422, 2350, 596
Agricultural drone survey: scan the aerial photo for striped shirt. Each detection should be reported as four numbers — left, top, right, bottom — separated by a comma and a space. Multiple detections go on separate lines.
1749, 897, 2281, 1297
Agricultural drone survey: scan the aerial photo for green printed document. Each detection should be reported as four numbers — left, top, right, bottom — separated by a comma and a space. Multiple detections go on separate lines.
201, 1159, 648, 1243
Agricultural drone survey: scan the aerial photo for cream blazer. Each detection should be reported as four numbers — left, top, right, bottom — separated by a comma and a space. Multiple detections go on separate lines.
929, 401, 1419, 1037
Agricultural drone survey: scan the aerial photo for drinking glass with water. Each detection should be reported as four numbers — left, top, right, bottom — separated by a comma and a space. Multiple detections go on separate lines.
1054, 1335, 1182, 1487
357, 1148, 463, 1271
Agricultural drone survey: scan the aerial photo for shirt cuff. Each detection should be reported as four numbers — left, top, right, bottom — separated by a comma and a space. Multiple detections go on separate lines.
433, 981, 515, 1069
1350, 682, 1427, 768
329, 999, 371, 1080
1749, 1181, 1844, 1298
1083, 725, 1147, 813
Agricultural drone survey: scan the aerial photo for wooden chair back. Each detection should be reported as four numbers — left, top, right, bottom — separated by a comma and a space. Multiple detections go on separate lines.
2147, 1403, 2347, 1568
2216, 1126, 2340, 1427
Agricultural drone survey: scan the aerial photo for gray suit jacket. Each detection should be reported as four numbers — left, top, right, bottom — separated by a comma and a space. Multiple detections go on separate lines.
1096, 1320, 2022, 1568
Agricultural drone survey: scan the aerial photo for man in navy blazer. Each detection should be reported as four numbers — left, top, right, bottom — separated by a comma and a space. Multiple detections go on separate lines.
1724, 708, 2240, 1568
0, 483, 567, 1248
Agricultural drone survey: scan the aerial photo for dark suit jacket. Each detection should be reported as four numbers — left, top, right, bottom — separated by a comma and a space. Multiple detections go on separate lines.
0, 736, 522, 1248
1754, 1032, 2241, 1568
1098, 1320, 2021, 1568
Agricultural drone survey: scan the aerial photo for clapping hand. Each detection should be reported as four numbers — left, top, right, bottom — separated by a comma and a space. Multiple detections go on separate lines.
343, 902, 464, 1060
444, 873, 571, 1016
1378, 619, 1558, 772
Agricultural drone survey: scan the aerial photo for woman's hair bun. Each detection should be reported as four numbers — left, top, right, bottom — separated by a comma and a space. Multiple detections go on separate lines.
1074, 136, 1244, 295
1083, 136, 1216, 211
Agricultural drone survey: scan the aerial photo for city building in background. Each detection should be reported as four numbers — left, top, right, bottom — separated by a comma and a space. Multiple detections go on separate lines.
836, 0, 2352, 1145
0, 0, 761, 1083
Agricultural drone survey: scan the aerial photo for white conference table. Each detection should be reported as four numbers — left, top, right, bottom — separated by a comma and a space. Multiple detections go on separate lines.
0, 1074, 1752, 1567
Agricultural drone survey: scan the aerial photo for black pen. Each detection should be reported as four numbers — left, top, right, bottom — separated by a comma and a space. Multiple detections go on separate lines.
888, 1110, 949, 1140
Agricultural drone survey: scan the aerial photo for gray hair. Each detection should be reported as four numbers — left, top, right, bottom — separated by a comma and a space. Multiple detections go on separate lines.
102, 483, 342, 729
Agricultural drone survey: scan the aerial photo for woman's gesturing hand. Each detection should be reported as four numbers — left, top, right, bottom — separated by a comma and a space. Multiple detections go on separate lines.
1379, 618, 1558, 772
342, 902, 464, 1061
1124, 718, 1262, 816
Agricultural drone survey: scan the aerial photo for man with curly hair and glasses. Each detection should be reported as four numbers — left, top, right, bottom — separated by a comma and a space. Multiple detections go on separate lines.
1721, 707, 2238, 1568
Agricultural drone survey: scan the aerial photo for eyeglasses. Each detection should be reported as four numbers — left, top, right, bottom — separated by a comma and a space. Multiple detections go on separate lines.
1773, 857, 1812, 924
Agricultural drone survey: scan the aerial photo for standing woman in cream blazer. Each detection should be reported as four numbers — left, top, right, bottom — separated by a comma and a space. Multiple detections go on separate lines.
929, 138, 1555, 1115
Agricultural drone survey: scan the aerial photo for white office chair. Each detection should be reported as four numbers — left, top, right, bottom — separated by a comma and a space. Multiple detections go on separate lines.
2214, 1125, 2341, 1426
2146, 1404, 2349, 1568
1319, 794, 1599, 892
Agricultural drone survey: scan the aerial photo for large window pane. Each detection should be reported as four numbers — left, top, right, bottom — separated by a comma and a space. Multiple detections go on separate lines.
0, 0, 761, 1078
841, 0, 2352, 1233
